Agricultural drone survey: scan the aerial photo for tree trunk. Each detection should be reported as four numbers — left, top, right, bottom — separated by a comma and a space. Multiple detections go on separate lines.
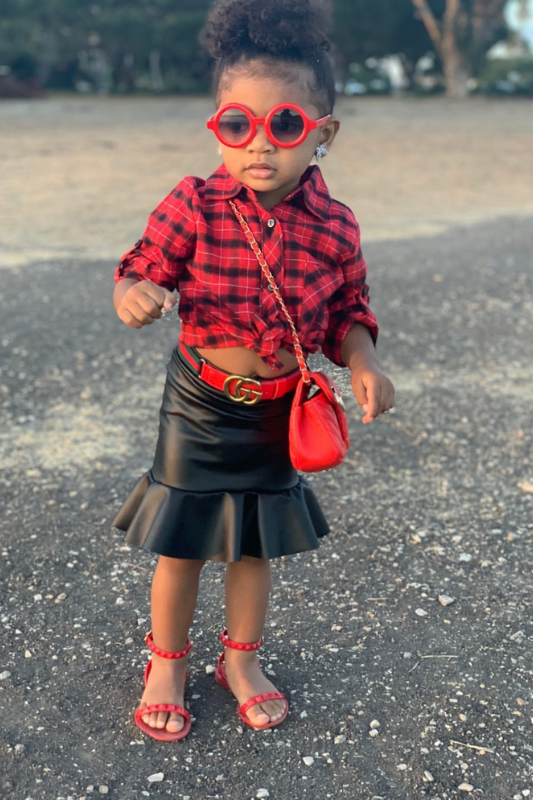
441, 34, 470, 96
411, 0, 472, 97
442, 0, 470, 97
149, 50, 164, 92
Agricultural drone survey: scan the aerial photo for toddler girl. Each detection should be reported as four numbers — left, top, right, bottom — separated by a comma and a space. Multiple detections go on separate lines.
112, 0, 395, 741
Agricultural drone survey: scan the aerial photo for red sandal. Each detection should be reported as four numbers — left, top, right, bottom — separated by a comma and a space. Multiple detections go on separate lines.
214, 628, 289, 730
133, 630, 192, 742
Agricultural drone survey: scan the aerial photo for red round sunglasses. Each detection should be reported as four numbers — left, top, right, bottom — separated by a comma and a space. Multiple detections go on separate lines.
207, 103, 331, 149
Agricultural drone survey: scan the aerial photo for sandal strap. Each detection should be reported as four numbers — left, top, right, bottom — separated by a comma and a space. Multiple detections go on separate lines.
239, 691, 287, 718
145, 630, 192, 659
135, 703, 190, 721
219, 628, 264, 651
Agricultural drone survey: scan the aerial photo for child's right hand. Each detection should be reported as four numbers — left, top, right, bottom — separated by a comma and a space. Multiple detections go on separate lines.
116, 279, 177, 329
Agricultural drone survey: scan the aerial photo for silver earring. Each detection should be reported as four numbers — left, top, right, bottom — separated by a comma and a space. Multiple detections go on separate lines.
315, 144, 328, 161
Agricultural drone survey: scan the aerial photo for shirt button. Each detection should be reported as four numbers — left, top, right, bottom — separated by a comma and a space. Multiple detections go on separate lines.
267, 218, 276, 228
267, 283, 274, 292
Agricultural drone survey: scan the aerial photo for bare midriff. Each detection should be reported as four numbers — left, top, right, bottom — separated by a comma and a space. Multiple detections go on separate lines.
195, 346, 300, 378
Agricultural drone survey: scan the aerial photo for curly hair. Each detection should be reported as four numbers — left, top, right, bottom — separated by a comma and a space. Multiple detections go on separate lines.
199, 0, 336, 115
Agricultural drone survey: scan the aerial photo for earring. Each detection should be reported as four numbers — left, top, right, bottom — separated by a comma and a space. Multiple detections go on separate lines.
217, 144, 222, 155
315, 144, 329, 162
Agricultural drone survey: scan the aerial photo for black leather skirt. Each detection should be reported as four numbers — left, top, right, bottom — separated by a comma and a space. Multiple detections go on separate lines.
112, 345, 330, 561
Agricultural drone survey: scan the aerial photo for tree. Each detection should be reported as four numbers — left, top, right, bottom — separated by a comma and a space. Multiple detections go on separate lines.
411, 0, 507, 96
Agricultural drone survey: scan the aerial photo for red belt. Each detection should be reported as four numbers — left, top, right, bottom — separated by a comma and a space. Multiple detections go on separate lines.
178, 340, 301, 405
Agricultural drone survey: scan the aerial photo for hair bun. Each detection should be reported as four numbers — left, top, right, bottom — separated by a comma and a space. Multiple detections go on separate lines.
202, 0, 331, 61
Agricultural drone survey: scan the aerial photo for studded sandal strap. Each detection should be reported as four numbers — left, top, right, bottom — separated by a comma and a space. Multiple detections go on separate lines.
239, 691, 287, 718
145, 630, 192, 659
135, 703, 190, 721
219, 628, 264, 651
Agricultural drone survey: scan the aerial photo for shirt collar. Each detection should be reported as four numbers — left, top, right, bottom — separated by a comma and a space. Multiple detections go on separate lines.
203, 162, 331, 221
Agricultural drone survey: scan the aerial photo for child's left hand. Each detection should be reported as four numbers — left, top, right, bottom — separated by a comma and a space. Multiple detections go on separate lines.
350, 365, 395, 424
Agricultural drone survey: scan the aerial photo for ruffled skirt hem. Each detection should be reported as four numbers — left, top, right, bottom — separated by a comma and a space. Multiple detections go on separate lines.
112, 469, 330, 562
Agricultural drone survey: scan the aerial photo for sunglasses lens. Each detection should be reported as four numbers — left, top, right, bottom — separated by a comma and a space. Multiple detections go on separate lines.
217, 109, 251, 145
270, 108, 305, 144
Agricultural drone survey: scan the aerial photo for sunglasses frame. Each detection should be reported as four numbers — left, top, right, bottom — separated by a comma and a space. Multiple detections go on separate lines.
207, 102, 331, 149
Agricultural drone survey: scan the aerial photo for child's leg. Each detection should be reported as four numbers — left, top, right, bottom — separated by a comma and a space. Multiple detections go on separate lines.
137, 555, 205, 733
223, 556, 287, 726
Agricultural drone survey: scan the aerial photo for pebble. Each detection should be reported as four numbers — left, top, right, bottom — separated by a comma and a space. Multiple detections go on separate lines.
397, 763, 407, 770
302, 756, 315, 766
115, 597, 124, 605
300, 710, 308, 718
147, 773, 164, 783
98, 787, 109, 795
438, 594, 455, 606
256, 790, 270, 799
415, 608, 428, 617
14, 744, 25, 754
369, 720, 380, 729
424, 771, 434, 782
459, 553, 472, 562
205, 665, 216, 675
369, 729, 379, 738
458, 784, 474, 792
334, 735, 346, 744
0, 671, 12, 680
403, 652, 413, 659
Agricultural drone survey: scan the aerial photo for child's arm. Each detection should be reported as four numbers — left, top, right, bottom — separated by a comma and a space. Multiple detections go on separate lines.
340, 322, 394, 425
113, 178, 197, 328
322, 216, 394, 424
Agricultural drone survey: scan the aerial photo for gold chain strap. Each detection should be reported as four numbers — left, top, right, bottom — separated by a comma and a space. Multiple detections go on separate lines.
229, 200, 312, 385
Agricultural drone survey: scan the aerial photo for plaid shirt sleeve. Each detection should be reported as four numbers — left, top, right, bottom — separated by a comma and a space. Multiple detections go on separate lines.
321, 216, 379, 367
114, 179, 197, 291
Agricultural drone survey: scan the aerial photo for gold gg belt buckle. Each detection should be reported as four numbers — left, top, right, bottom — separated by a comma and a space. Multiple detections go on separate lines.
223, 374, 263, 405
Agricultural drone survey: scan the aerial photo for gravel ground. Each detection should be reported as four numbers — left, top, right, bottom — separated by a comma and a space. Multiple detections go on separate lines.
1, 215, 532, 800
1, 96, 532, 800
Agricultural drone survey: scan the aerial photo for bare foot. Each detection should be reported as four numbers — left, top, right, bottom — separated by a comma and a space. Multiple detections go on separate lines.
223, 648, 287, 727
137, 653, 188, 733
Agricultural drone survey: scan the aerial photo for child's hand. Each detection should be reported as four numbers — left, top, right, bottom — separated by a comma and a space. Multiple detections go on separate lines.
116, 280, 177, 329
350, 365, 395, 424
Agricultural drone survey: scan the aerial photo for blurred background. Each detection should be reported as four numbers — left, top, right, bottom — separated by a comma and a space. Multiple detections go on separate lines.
1, 0, 533, 98
1, 0, 533, 271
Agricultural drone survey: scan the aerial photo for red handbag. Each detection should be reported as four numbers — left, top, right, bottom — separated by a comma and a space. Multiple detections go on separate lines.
229, 200, 350, 472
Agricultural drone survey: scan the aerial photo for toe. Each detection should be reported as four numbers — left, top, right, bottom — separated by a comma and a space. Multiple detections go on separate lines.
156, 710, 169, 728
166, 712, 185, 733
246, 703, 271, 727
261, 699, 284, 721
139, 705, 155, 727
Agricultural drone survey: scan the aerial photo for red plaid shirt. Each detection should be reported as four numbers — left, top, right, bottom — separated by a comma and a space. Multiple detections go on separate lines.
115, 163, 378, 370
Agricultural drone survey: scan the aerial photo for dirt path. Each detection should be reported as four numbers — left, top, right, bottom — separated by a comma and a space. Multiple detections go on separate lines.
1, 95, 532, 267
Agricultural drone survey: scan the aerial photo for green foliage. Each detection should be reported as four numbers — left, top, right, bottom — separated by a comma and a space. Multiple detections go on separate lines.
477, 56, 533, 94
0, 0, 514, 94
